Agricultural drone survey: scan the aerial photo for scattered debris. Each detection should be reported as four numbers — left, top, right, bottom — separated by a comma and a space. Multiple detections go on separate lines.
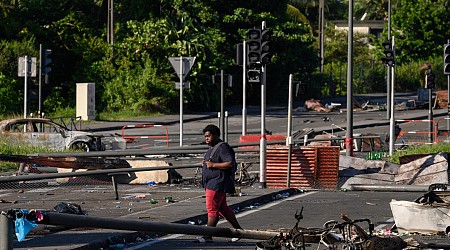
255, 208, 406, 250
390, 188, 450, 234
304, 99, 331, 112
53, 202, 86, 215
0, 199, 17, 203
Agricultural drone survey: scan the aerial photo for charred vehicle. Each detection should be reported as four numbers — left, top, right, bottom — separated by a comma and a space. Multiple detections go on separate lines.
0, 118, 104, 151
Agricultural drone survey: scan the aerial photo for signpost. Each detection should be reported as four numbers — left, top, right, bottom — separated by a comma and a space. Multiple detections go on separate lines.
169, 56, 196, 146
18, 56, 37, 118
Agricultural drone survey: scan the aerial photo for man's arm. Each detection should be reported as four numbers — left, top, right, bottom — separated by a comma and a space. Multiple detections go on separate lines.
205, 161, 233, 169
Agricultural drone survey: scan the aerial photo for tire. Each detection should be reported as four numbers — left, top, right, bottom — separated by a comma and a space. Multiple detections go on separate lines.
71, 141, 90, 152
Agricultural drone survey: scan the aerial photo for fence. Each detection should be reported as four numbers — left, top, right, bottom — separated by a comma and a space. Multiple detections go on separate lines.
395, 119, 437, 146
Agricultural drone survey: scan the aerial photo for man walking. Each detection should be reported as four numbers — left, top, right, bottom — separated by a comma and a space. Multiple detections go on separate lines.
195, 124, 242, 243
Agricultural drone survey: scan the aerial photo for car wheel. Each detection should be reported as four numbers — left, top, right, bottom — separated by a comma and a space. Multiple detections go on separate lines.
71, 142, 90, 152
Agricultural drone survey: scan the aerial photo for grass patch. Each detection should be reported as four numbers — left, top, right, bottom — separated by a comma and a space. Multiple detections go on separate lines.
0, 137, 66, 172
389, 143, 450, 164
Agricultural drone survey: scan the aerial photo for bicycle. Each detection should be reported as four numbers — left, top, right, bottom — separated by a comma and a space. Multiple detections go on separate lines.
255, 207, 406, 250
235, 161, 259, 187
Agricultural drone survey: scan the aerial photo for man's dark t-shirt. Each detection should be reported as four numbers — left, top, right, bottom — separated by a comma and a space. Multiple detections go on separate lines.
202, 141, 236, 194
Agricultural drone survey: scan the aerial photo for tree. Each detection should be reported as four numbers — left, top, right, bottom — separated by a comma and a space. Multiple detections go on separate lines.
391, 0, 450, 62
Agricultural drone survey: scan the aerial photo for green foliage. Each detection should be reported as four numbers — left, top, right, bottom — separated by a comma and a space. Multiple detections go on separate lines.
392, 0, 450, 62
389, 143, 450, 165
0, 137, 64, 173
0, 0, 449, 116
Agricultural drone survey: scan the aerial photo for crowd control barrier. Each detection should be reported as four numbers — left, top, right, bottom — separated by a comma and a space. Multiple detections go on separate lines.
121, 124, 169, 147
395, 119, 437, 146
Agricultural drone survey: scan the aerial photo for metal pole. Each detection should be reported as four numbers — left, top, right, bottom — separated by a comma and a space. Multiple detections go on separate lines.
386, 0, 392, 119
38, 44, 42, 116
0, 213, 13, 250
346, 0, 354, 156
319, 0, 325, 73
447, 40, 450, 132
220, 70, 225, 140
429, 87, 434, 143
287, 74, 294, 187
0, 164, 201, 183
349, 184, 429, 192
42, 212, 278, 240
448, 74, 450, 132
24, 56, 29, 119
389, 36, 395, 156
259, 21, 267, 188
242, 40, 247, 136
179, 56, 183, 146
225, 111, 228, 143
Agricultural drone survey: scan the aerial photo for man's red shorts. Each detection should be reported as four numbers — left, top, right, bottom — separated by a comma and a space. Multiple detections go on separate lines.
205, 188, 233, 218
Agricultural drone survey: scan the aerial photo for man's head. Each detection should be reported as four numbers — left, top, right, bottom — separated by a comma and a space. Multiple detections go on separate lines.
203, 124, 220, 145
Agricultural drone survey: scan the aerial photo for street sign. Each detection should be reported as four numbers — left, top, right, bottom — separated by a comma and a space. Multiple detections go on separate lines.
174, 82, 190, 89
169, 57, 196, 80
18, 57, 37, 77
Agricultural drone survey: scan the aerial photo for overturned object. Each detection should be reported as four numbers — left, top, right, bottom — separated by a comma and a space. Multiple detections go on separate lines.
390, 189, 450, 234
304, 99, 331, 112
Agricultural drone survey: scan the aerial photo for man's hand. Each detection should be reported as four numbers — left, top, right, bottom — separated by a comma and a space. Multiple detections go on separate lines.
206, 160, 214, 168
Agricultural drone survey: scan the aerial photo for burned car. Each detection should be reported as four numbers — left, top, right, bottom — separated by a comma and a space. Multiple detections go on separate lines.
0, 118, 104, 151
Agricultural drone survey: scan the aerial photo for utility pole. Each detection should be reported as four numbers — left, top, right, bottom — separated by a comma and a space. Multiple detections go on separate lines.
386, 0, 392, 120
319, 0, 325, 73
346, 0, 354, 156
212, 70, 232, 141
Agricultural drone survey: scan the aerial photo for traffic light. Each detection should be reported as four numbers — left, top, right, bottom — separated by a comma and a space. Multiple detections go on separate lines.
247, 69, 261, 83
260, 29, 272, 65
41, 49, 52, 74
425, 69, 435, 89
444, 44, 450, 75
246, 28, 261, 66
381, 40, 395, 66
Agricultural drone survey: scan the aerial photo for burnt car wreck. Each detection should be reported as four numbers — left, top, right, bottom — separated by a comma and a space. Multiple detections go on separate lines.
0, 118, 104, 151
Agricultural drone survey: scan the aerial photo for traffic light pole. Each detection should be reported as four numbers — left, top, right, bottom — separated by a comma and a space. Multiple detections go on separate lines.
345, 0, 354, 157
242, 40, 247, 136
386, 0, 392, 120
220, 70, 225, 140
388, 36, 396, 156
259, 21, 267, 189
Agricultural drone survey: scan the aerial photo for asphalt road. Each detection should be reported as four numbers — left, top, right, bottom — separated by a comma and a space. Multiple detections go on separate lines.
124, 190, 421, 250
8, 99, 449, 249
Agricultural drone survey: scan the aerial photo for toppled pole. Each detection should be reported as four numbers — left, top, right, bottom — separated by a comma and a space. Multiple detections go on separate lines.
40, 212, 278, 240
348, 184, 429, 192
0, 154, 130, 170
0, 164, 199, 183
0, 213, 13, 250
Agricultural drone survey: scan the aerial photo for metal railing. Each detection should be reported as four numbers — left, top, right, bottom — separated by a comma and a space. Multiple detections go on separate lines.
121, 124, 169, 146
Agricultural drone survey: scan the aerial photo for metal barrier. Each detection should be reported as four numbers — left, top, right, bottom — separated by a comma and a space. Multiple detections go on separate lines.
435, 117, 450, 142
395, 119, 438, 146
121, 124, 169, 146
